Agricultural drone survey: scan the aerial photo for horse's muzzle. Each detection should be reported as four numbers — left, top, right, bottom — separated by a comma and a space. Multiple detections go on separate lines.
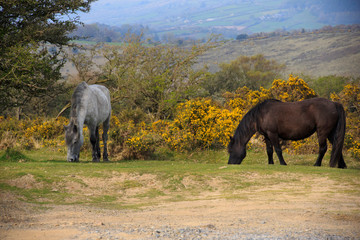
68, 155, 79, 162
228, 157, 244, 165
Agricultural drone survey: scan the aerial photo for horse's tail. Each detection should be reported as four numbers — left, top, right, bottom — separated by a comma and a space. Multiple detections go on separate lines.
329, 102, 346, 168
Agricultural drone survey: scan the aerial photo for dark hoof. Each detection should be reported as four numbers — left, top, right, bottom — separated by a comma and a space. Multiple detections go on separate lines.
338, 164, 347, 169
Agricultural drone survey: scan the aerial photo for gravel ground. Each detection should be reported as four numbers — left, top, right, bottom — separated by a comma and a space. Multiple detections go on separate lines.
1, 197, 359, 240
70, 224, 353, 240
2, 221, 354, 240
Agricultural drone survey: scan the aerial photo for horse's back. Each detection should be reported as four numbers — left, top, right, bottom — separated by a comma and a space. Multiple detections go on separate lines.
89, 84, 111, 103
293, 98, 338, 123
259, 98, 339, 140
268, 98, 337, 120
81, 83, 111, 125
90, 84, 111, 111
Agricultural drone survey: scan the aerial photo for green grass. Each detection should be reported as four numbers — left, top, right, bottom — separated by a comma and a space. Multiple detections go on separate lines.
0, 148, 33, 162
1, 148, 359, 209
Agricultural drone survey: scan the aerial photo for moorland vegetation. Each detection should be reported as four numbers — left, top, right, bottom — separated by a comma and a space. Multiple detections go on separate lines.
1, 1, 359, 163
1, 37, 359, 162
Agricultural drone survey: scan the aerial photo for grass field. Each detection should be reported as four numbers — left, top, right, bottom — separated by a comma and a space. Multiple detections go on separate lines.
1, 148, 360, 239
1, 148, 359, 210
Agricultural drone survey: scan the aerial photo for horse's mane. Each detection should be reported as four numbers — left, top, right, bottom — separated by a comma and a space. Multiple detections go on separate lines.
233, 99, 280, 143
70, 82, 88, 119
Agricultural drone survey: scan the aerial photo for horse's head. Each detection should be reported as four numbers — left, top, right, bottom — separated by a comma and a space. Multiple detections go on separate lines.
64, 121, 84, 162
227, 136, 246, 164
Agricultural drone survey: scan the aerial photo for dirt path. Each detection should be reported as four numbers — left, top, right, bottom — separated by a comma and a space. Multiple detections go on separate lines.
2, 199, 360, 240
1, 174, 360, 239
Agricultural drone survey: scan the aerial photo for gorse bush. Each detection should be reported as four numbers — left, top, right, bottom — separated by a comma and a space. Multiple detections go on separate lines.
154, 98, 242, 151
331, 82, 360, 159
0, 116, 68, 150
224, 75, 316, 108
109, 116, 159, 160
270, 75, 317, 101
24, 117, 68, 140
108, 75, 359, 158
1, 75, 359, 160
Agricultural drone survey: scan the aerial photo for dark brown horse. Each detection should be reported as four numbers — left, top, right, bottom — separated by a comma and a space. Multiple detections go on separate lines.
228, 98, 347, 168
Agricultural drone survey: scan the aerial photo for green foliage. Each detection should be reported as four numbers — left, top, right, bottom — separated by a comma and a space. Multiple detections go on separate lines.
236, 34, 248, 41
66, 44, 101, 83
0, 0, 94, 50
70, 23, 158, 43
0, 0, 95, 115
203, 54, 285, 95
309, 75, 351, 97
98, 35, 219, 119
0, 148, 32, 162
0, 43, 65, 114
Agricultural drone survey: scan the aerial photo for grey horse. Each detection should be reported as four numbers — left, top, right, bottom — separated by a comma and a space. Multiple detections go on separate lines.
64, 82, 111, 162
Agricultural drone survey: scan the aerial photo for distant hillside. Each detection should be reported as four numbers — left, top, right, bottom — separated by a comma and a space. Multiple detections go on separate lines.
78, 0, 360, 39
197, 29, 360, 77
63, 29, 360, 80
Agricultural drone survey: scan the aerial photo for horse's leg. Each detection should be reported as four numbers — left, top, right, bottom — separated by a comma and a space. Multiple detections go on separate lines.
268, 133, 287, 165
327, 135, 347, 169
337, 154, 347, 169
95, 126, 101, 159
314, 134, 327, 166
90, 126, 100, 162
102, 116, 110, 162
265, 138, 274, 164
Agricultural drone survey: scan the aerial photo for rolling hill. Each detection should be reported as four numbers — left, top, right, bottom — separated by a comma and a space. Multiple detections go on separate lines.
77, 0, 360, 39
64, 29, 360, 79
197, 29, 360, 77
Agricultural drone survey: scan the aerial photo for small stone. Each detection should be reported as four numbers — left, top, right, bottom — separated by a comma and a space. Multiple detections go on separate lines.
206, 224, 216, 229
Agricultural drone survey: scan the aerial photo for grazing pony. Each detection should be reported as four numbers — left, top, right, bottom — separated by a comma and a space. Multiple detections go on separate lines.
64, 82, 111, 162
228, 98, 347, 168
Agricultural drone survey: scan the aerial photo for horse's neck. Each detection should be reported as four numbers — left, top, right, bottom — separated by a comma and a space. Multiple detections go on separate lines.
248, 129, 256, 142
236, 119, 257, 145
70, 105, 86, 131
240, 128, 256, 145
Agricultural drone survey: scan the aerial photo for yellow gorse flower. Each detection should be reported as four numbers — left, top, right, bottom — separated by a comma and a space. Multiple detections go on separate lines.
1, 76, 359, 159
